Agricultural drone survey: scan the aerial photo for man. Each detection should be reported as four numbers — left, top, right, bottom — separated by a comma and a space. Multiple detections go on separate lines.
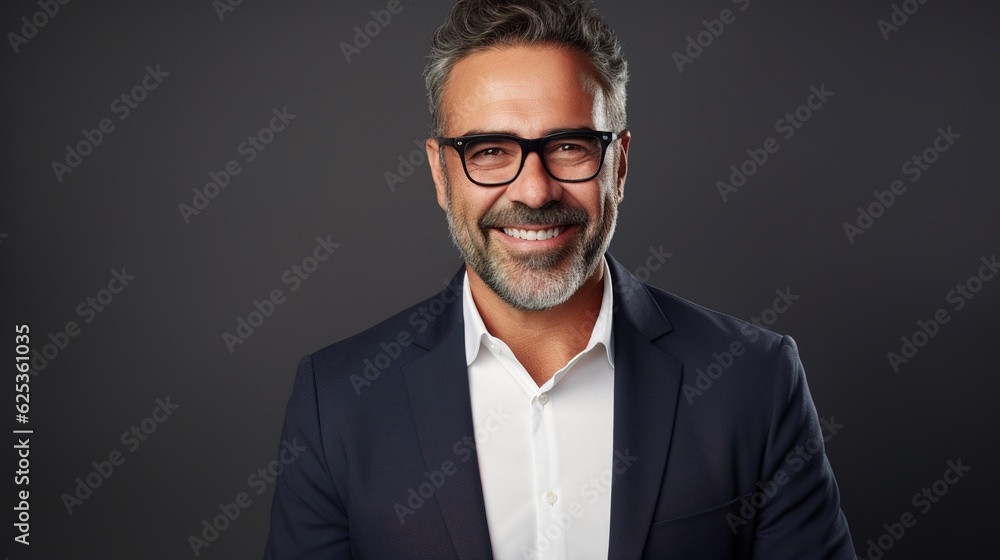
264, 1, 854, 558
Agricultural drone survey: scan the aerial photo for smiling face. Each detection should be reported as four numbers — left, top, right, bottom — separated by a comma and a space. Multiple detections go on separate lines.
427, 45, 630, 311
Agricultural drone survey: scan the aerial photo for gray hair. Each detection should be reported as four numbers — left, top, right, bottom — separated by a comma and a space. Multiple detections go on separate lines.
423, 0, 629, 137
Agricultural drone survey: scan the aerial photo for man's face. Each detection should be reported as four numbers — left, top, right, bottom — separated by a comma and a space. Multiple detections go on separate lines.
427, 45, 630, 311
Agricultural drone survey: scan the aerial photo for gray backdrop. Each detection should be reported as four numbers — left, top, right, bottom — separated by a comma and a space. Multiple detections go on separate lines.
3, 0, 998, 558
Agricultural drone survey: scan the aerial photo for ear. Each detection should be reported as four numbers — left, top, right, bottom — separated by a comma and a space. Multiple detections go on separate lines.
614, 129, 631, 203
426, 137, 449, 211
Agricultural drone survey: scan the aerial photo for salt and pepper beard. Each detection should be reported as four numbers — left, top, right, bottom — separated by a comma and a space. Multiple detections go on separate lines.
442, 155, 620, 311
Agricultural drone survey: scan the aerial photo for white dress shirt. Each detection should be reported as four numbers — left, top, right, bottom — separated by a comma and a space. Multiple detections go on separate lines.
463, 257, 616, 560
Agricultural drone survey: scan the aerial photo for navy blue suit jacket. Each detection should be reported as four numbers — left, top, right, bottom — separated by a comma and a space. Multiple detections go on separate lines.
264, 254, 854, 559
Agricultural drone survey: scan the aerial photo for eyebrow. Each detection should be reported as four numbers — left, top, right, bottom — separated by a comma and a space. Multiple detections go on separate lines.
458, 125, 596, 137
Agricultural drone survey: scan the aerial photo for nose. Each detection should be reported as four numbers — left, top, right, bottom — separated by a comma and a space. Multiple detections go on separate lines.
504, 151, 562, 208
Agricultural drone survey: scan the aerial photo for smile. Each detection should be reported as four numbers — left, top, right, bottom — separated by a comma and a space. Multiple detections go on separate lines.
501, 226, 564, 241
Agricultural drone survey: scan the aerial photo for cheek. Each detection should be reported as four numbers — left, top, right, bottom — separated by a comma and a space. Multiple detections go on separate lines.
450, 183, 501, 221
449, 192, 480, 229
596, 166, 620, 213
578, 186, 609, 222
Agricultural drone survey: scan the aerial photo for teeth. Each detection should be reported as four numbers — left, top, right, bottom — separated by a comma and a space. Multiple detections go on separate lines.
502, 226, 563, 241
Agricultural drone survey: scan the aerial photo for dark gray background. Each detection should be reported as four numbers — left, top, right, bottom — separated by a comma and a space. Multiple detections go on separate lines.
3, 0, 998, 558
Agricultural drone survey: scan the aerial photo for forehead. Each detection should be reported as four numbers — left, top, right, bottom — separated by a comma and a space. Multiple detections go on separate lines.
440, 45, 606, 136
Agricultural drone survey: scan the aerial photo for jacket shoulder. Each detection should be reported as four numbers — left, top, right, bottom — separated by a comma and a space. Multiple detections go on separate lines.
643, 283, 787, 357
640, 282, 808, 409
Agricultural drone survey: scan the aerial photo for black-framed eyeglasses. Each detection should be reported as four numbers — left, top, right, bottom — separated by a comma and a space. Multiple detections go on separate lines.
435, 129, 619, 186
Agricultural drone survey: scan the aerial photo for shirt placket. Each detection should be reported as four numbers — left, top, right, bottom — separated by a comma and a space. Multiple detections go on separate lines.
530, 387, 566, 560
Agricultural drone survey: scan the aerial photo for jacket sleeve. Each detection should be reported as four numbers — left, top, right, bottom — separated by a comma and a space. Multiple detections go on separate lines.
264, 355, 352, 560
751, 336, 855, 559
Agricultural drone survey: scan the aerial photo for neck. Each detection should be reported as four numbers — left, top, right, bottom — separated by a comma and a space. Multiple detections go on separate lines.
467, 259, 606, 384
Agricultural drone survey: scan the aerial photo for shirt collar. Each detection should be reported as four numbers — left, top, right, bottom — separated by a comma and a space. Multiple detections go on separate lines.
462, 256, 615, 368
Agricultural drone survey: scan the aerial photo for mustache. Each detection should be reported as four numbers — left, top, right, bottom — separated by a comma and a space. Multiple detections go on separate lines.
479, 203, 589, 229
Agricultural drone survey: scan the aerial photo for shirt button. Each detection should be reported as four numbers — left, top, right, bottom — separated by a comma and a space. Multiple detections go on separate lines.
537, 392, 549, 405
489, 343, 500, 354
545, 491, 558, 505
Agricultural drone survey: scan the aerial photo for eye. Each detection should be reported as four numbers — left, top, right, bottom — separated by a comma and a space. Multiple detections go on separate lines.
546, 137, 598, 161
554, 142, 587, 153
464, 138, 520, 167
470, 146, 507, 159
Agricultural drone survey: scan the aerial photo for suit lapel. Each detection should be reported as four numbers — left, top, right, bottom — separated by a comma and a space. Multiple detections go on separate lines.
606, 255, 684, 560
402, 266, 494, 560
